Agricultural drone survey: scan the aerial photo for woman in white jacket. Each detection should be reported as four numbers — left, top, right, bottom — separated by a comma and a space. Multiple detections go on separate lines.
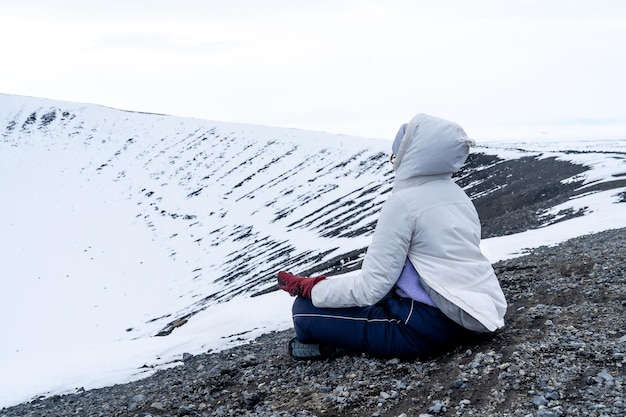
278, 114, 507, 360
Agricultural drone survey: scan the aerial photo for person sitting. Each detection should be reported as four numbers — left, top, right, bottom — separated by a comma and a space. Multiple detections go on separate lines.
277, 113, 507, 360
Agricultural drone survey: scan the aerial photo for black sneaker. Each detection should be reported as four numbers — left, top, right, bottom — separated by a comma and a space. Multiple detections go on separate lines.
288, 337, 351, 361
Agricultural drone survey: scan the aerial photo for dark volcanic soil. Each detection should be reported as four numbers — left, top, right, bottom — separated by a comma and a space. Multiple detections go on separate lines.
4, 228, 625, 417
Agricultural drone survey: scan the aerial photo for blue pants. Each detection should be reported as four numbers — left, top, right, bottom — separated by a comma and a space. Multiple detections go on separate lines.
292, 295, 474, 359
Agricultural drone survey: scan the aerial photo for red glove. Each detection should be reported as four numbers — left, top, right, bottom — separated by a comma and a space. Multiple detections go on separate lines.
277, 271, 326, 298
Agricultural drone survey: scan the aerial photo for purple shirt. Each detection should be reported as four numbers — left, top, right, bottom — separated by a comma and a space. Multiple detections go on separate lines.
395, 258, 437, 307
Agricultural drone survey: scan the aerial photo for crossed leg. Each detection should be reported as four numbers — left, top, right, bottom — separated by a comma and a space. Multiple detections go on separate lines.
292, 296, 471, 359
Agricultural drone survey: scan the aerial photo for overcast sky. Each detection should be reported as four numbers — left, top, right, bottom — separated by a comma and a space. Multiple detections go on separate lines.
1, 0, 625, 140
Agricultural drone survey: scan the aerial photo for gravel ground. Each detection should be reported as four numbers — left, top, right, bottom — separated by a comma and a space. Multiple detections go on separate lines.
3, 227, 625, 417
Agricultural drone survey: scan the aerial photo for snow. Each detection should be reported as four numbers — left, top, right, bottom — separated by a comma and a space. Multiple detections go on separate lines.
1, 95, 625, 408
481, 188, 626, 260
2, 291, 295, 407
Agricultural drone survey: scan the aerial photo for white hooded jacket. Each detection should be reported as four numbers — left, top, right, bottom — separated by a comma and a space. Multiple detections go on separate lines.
311, 114, 507, 332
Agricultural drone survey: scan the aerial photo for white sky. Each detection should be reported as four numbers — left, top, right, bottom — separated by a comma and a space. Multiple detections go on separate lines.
2, 0, 626, 139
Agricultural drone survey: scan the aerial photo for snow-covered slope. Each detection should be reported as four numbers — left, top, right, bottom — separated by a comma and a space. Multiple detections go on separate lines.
1, 93, 625, 407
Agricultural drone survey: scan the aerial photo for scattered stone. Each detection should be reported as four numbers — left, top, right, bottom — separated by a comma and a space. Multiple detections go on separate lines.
1, 228, 625, 417
429, 401, 445, 414
242, 390, 260, 409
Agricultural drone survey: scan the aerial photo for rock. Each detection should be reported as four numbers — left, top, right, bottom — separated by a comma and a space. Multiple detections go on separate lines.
240, 353, 258, 366
150, 402, 165, 410
242, 390, 260, 409
177, 405, 195, 415
429, 401, 444, 414
597, 370, 614, 381
545, 391, 560, 400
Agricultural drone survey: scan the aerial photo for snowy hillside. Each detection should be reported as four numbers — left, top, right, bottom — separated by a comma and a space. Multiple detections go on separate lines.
1, 93, 625, 408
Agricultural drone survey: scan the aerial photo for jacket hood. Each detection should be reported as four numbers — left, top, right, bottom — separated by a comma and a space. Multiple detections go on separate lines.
392, 114, 474, 182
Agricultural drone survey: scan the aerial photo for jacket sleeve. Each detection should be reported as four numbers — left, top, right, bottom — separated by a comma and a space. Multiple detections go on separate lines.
311, 194, 413, 307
